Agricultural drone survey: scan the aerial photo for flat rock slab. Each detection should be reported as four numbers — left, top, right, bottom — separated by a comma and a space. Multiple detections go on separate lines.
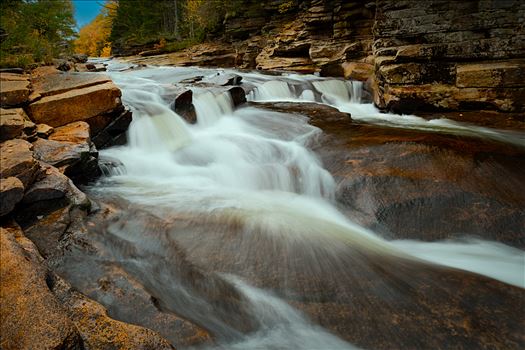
0, 108, 25, 141
27, 81, 121, 127
0, 177, 24, 216
49, 121, 91, 144
0, 79, 31, 107
31, 72, 111, 98
0, 139, 39, 187
0, 73, 30, 81
32, 137, 90, 168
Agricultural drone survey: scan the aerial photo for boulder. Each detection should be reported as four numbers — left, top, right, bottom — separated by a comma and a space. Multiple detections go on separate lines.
32, 121, 100, 182
206, 73, 243, 86
0, 79, 31, 107
167, 86, 196, 124
27, 81, 121, 127
0, 108, 24, 141
53, 59, 72, 72
89, 108, 133, 148
0, 139, 39, 187
71, 53, 88, 63
0, 177, 24, 216
0, 223, 83, 350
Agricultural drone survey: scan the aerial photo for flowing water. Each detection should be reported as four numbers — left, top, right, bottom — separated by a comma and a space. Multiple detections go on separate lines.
70, 62, 524, 349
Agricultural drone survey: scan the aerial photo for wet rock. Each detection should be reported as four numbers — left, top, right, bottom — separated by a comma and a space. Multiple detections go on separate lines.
78, 264, 213, 347
1, 222, 176, 350
227, 86, 246, 106
0, 139, 39, 187
89, 108, 133, 148
52, 276, 176, 350
179, 76, 204, 84
0, 177, 24, 216
27, 75, 121, 127
0, 223, 83, 350
165, 86, 196, 124
206, 73, 243, 86
85, 63, 107, 72
251, 101, 351, 122
53, 59, 72, 72
71, 53, 88, 63
0, 107, 25, 141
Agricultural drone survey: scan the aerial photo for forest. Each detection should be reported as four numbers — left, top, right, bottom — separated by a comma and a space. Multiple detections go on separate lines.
0, 0, 251, 65
0, 0, 76, 67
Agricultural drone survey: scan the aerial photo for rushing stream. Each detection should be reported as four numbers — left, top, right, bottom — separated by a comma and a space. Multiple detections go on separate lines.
63, 61, 524, 349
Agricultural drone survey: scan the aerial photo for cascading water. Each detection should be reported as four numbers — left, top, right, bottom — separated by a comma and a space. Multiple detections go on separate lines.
80, 62, 524, 349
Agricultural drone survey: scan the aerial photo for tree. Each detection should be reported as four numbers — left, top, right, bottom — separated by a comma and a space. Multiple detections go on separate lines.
0, 0, 77, 67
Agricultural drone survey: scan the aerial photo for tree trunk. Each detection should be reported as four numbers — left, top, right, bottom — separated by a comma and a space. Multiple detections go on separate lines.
173, 0, 179, 39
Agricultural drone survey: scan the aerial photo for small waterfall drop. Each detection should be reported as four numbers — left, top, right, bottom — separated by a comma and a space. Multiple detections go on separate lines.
193, 90, 234, 126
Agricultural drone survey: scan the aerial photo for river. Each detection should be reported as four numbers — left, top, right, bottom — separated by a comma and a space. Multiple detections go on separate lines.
55, 61, 525, 349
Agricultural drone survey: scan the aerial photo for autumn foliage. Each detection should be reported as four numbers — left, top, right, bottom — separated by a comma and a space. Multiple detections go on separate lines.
74, 1, 116, 57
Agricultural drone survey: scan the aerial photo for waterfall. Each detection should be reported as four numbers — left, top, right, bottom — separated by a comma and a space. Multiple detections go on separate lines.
193, 90, 234, 126
89, 63, 524, 349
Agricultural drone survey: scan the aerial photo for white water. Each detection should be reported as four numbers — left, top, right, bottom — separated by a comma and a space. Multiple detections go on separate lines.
247, 75, 525, 148
97, 63, 524, 348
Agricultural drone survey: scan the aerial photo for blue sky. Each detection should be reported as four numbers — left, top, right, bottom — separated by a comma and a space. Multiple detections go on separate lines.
73, 0, 104, 29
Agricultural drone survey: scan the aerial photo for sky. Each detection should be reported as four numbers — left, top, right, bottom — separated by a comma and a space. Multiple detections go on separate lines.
73, 0, 104, 29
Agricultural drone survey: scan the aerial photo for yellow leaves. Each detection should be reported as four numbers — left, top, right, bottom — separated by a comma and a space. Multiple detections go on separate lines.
101, 45, 112, 57
74, 14, 112, 57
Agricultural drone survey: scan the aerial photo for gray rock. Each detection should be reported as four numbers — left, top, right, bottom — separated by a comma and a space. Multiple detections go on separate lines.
0, 177, 24, 216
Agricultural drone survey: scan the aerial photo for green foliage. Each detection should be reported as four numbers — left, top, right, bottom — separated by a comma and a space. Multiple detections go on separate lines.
0, 0, 76, 68
109, 0, 247, 54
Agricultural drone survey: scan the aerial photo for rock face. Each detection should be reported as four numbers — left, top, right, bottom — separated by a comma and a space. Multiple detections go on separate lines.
127, 0, 524, 115
373, 0, 525, 113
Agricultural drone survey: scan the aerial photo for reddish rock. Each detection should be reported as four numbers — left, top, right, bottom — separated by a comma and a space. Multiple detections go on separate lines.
36, 123, 54, 138
31, 72, 111, 98
0, 139, 39, 187
0, 108, 24, 141
0, 223, 83, 350
0, 79, 31, 107
26, 81, 121, 127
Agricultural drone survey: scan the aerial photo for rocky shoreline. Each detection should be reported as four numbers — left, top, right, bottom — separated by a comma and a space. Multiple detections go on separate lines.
0, 64, 198, 349
118, 0, 524, 117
